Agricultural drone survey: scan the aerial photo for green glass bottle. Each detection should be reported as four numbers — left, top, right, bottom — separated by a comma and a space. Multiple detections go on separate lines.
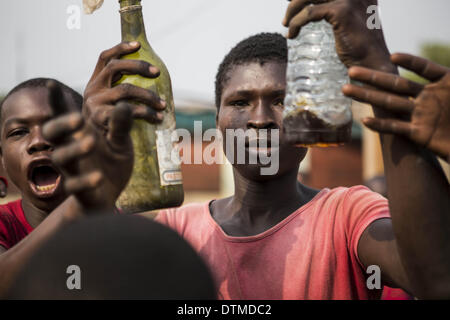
115, 0, 184, 213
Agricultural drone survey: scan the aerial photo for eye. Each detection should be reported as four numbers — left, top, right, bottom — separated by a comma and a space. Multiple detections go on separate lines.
7, 128, 28, 138
229, 100, 249, 107
273, 98, 284, 107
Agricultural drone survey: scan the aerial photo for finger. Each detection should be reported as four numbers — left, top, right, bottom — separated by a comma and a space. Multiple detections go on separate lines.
46, 80, 70, 116
100, 84, 166, 111
88, 104, 115, 131
96, 59, 160, 87
90, 42, 141, 82
107, 102, 133, 150
65, 171, 103, 195
131, 104, 164, 123
42, 112, 84, 143
362, 117, 412, 138
348, 66, 424, 97
343, 84, 414, 114
391, 53, 449, 82
51, 135, 96, 168
283, 0, 313, 26
286, 3, 330, 39
283, 0, 328, 27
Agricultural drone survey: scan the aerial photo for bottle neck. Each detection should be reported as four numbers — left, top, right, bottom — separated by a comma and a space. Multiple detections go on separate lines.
119, 0, 148, 43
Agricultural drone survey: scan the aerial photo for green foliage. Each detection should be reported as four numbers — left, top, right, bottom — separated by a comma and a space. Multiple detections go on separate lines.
421, 43, 450, 68
400, 70, 429, 84
400, 42, 450, 83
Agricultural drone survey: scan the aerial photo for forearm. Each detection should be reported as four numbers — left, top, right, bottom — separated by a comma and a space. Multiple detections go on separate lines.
0, 196, 85, 297
373, 71, 450, 298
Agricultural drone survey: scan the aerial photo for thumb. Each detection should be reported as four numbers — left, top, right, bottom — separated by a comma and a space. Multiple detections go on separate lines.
107, 102, 133, 150
46, 80, 70, 116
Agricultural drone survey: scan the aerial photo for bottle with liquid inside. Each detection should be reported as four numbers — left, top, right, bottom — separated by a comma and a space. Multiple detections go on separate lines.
283, 20, 353, 147
115, 0, 184, 213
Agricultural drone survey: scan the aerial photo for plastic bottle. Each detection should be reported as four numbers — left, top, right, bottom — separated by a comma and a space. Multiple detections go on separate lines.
283, 20, 353, 147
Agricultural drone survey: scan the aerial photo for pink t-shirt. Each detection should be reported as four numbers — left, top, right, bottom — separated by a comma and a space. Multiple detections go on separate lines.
156, 186, 392, 300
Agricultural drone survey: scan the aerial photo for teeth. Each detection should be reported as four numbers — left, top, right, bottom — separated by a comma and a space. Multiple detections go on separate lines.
36, 184, 56, 192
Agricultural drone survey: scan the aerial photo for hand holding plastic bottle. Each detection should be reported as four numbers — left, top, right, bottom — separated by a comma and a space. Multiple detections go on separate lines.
283, 0, 395, 72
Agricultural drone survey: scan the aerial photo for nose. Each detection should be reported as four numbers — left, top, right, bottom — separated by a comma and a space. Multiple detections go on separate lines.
247, 101, 278, 130
27, 128, 53, 155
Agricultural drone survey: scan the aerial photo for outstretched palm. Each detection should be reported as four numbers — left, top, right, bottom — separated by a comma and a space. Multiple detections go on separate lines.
343, 53, 450, 161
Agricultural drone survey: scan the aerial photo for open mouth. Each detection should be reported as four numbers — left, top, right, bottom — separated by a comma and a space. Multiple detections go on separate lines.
28, 161, 62, 198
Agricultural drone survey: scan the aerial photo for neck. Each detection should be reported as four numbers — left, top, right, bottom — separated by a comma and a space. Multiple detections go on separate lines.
119, 0, 149, 44
225, 167, 306, 223
21, 198, 54, 228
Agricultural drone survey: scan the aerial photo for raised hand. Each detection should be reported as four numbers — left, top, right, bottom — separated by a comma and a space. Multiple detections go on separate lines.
283, 0, 394, 72
42, 42, 166, 211
83, 41, 166, 133
41, 81, 133, 211
343, 53, 450, 162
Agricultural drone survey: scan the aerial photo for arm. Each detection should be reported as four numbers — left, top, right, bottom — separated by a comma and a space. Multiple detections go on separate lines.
0, 196, 83, 297
358, 128, 449, 299
284, 0, 450, 298
343, 56, 450, 298
0, 42, 165, 297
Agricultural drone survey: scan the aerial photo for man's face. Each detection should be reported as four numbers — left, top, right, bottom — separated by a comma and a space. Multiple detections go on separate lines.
217, 61, 307, 180
0, 87, 75, 211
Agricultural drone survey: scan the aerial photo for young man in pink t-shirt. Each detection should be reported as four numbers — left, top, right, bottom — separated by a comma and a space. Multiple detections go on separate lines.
42, 0, 450, 299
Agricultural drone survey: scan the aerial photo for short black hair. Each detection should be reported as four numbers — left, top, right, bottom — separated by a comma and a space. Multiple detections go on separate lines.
0, 78, 82, 123
215, 32, 287, 109
6, 214, 217, 299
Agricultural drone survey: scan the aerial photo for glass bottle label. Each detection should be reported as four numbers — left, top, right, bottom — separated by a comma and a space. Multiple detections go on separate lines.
156, 129, 183, 186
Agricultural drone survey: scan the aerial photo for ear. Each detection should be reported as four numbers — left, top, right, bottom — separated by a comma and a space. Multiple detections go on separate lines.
0, 145, 5, 171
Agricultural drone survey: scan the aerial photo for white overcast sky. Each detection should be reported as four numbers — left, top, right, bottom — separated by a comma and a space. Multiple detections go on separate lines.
1, 0, 449, 103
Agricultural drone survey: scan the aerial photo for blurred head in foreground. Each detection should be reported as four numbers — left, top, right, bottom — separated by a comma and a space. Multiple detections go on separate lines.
7, 214, 216, 299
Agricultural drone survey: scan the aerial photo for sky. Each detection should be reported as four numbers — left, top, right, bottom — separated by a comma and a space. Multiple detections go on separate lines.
1, 0, 449, 104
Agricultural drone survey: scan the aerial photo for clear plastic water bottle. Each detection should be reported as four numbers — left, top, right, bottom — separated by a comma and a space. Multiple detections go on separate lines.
283, 20, 353, 147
